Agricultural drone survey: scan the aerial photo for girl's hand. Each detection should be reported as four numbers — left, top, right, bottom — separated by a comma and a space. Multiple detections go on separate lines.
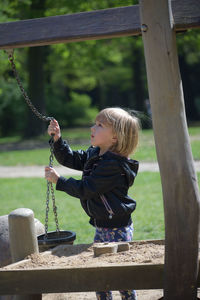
48, 119, 61, 142
45, 166, 60, 184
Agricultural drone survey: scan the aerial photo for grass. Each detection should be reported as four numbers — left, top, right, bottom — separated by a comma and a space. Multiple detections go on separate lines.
0, 173, 199, 244
0, 126, 199, 245
0, 126, 199, 166
0, 173, 164, 244
0, 145, 90, 166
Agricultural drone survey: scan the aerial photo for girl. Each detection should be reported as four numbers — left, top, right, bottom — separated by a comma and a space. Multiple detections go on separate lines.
45, 107, 140, 300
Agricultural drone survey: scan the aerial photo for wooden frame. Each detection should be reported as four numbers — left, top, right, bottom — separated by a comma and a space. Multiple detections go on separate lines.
0, 264, 164, 294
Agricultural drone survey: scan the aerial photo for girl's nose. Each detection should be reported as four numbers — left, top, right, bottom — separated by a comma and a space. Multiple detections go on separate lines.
91, 125, 95, 132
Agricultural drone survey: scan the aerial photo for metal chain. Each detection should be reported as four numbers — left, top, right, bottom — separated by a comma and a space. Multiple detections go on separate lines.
6, 49, 53, 122
45, 138, 60, 237
45, 179, 50, 236
6, 49, 60, 237
48, 138, 60, 233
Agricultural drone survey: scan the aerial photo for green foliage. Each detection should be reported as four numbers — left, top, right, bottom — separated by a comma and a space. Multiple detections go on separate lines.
177, 30, 200, 64
0, 66, 26, 136
67, 93, 93, 122
0, 2, 200, 137
47, 91, 98, 127
177, 29, 200, 119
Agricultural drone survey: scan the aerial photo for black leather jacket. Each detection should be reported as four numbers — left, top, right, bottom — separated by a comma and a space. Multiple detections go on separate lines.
54, 138, 139, 228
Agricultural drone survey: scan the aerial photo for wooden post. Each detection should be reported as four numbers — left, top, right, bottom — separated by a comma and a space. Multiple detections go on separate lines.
9, 208, 41, 300
139, 0, 200, 299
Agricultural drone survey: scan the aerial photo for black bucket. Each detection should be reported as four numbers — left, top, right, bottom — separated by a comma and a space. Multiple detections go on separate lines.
37, 230, 76, 252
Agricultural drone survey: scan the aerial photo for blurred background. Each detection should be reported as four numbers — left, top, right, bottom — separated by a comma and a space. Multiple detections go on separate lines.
0, 0, 200, 139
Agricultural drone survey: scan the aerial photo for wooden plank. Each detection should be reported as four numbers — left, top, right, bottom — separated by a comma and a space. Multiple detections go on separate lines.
0, 264, 164, 295
0, 0, 199, 49
0, 6, 140, 49
1, 262, 200, 295
139, 0, 200, 299
172, 0, 200, 31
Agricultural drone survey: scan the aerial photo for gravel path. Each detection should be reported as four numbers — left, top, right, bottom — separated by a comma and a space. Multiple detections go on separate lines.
0, 161, 199, 178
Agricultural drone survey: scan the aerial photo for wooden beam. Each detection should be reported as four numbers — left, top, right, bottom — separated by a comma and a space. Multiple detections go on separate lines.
0, 6, 140, 50
140, 0, 200, 299
172, 0, 200, 31
1, 261, 200, 295
0, 264, 164, 295
0, 0, 199, 49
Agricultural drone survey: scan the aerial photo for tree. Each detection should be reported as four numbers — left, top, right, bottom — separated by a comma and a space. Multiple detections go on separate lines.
177, 30, 200, 121
24, 0, 47, 137
0, 1, 200, 137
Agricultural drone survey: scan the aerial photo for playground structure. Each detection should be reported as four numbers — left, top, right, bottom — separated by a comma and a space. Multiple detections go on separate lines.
0, 0, 200, 299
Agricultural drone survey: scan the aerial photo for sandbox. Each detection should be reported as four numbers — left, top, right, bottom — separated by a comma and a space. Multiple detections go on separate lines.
1, 239, 200, 296
0, 240, 165, 295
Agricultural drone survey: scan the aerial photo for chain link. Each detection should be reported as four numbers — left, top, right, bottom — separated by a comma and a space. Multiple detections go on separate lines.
45, 180, 50, 235
6, 49, 53, 122
6, 49, 60, 237
44, 135, 60, 238
48, 137, 60, 234
44, 137, 61, 238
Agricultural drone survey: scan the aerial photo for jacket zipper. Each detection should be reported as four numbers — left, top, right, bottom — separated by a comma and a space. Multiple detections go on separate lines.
100, 194, 114, 219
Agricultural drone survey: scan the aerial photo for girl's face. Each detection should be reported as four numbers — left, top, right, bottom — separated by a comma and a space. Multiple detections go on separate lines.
91, 119, 117, 155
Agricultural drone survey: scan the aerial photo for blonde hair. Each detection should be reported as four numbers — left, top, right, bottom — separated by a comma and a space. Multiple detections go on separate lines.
96, 107, 140, 157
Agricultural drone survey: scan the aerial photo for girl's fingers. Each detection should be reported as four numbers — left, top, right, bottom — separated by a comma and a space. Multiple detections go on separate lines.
48, 121, 60, 134
48, 120, 60, 142
50, 119, 59, 128
44, 167, 59, 184
45, 167, 51, 174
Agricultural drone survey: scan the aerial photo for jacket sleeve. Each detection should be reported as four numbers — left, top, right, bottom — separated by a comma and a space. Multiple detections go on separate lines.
56, 160, 122, 198
53, 137, 88, 171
